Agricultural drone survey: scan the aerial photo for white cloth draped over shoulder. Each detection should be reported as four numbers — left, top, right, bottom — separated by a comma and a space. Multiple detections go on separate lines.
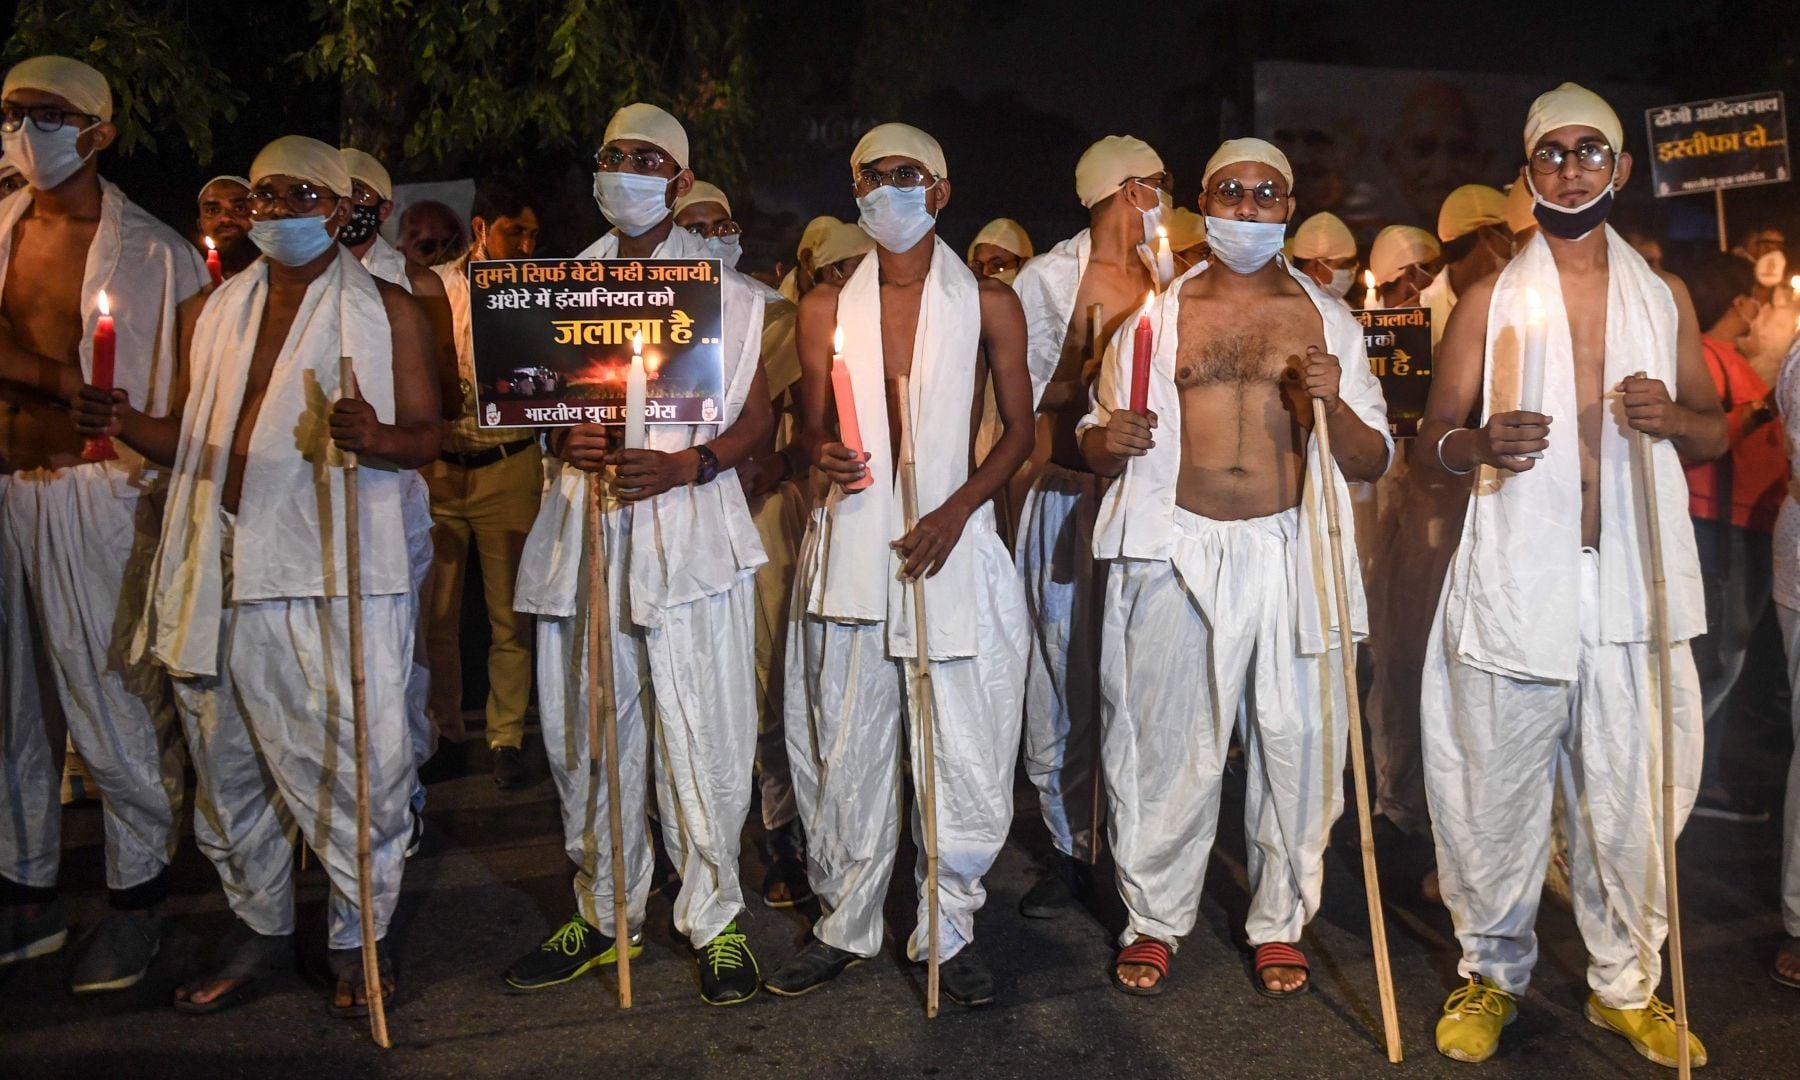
1078, 257, 1391, 654
148, 247, 408, 677
0, 179, 207, 490
512, 225, 767, 627
1442, 227, 1702, 683
802, 237, 989, 660
1013, 228, 1091, 410
361, 235, 412, 292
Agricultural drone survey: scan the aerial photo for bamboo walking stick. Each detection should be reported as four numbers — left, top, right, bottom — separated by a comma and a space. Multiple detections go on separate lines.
1630, 372, 1691, 1078
1085, 302, 1106, 865
896, 374, 942, 1017
339, 358, 389, 1048
1311, 395, 1402, 1062
586, 470, 632, 1008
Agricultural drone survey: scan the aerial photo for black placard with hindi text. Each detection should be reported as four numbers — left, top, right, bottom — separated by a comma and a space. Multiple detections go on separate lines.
1358, 306, 1434, 438
1645, 92, 1790, 197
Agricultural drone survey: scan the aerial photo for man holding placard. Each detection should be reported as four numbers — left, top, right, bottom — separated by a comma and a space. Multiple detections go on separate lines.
1416, 82, 1723, 1067
1081, 138, 1390, 999
502, 103, 775, 1007
766, 122, 1034, 1006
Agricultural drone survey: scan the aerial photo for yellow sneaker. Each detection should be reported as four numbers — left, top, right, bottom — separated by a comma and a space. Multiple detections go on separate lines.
1584, 994, 1708, 1069
1435, 976, 1517, 1063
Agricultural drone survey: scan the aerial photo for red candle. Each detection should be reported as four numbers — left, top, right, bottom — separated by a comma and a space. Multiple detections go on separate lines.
1128, 291, 1154, 414
204, 236, 223, 285
829, 327, 871, 492
81, 289, 118, 462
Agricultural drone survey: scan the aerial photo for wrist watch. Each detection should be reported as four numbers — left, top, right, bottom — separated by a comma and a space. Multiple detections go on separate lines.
692, 443, 720, 485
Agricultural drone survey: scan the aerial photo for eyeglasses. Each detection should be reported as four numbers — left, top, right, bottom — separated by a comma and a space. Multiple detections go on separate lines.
684, 219, 743, 239
349, 185, 388, 207
969, 255, 1021, 277
817, 260, 856, 285
0, 103, 98, 134
1530, 140, 1614, 175
593, 144, 671, 174
853, 163, 937, 195
248, 183, 341, 217
1209, 178, 1289, 208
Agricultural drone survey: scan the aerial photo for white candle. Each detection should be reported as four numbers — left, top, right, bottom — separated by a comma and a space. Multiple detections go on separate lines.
1788, 274, 1799, 307
1520, 287, 1547, 415
1154, 225, 1174, 289
624, 331, 647, 450
1363, 269, 1379, 310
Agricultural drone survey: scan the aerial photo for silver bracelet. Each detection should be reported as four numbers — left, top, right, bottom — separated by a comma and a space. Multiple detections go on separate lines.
1436, 427, 1474, 475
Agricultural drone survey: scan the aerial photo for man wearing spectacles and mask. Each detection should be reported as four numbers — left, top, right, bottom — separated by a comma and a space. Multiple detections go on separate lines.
0, 56, 207, 995
504, 103, 775, 1008
767, 123, 1034, 1007
196, 175, 259, 280
72, 135, 442, 1020
1415, 83, 1723, 1067
967, 218, 1032, 284
1369, 224, 1442, 309
1081, 138, 1390, 1000
1008, 135, 1166, 923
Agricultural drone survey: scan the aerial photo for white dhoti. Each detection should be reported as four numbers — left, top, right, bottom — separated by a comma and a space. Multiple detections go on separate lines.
1102, 506, 1349, 949
536, 503, 759, 948
749, 480, 807, 831
1017, 461, 1105, 861
1423, 549, 1700, 1009
172, 512, 413, 948
402, 470, 434, 812
784, 511, 1027, 961
0, 465, 182, 895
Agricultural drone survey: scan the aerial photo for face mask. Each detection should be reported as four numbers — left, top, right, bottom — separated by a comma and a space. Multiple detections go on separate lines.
1528, 176, 1614, 241
593, 171, 673, 237
250, 215, 338, 267
1203, 217, 1288, 274
2, 121, 98, 191
992, 267, 1019, 286
1754, 250, 1787, 288
706, 233, 743, 270
1327, 266, 1354, 299
337, 203, 382, 247
856, 184, 936, 253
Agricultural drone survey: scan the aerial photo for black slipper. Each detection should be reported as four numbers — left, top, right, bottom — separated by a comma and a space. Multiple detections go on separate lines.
172, 924, 291, 1016
939, 949, 996, 1007
1252, 941, 1310, 999
1113, 939, 1172, 997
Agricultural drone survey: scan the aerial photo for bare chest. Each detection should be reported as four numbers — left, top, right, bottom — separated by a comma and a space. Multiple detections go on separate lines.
2, 218, 100, 363
1174, 299, 1321, 389
878, 282, 925, 380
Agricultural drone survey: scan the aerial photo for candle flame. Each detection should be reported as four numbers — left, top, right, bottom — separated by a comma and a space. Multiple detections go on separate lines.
205, 235, 216, 252
632, 331, 643, 356
1791, 274, 1800, 291
97, 289, 110, 316
833, 326, 844, 355
1143, 290, 1155, 310
1156, 225, 1168, 241
1363, 269, 1376, 292
1525, 286, 1544, 314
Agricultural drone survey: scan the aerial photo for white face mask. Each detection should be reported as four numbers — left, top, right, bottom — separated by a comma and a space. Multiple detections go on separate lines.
593, 171, 673, 237
706, 233, 743, 269
1204, 217, 1288, 274
1754, 250, 1787, 288
1327, 266, 1355, 298
2, 121, 99, 192
857, 184, 937, 253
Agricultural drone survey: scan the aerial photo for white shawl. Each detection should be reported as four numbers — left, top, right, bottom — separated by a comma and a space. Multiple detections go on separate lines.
512, 225, 767, 626
1420, 267, 1456, 348
1012, 228, 1091, 410
360, 235, 412, 293
801, 238, 989, 660
1079, 257, 1392, 654
0, 179, 207, 490
1442, 227, 1702, 682
148, 247, 407, 677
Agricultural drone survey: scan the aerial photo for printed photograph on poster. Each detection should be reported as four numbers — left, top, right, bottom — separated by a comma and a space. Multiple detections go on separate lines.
1645, 91, 1789, 197
1358, 306, 1434, 437
467, 258, 725, 428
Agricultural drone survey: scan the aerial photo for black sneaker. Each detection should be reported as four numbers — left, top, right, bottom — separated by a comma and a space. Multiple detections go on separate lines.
697, 920, 759, 1005
503, 915, 641, 991
0, 898, 67, 967
763, 939, 860, 998
1692, 788, 1771, 824
1019, 850, 1090, 919
404, 810, 425, 859
71, 910, 161, 993
492, 746, 527, 790
939, 948, 996, 1007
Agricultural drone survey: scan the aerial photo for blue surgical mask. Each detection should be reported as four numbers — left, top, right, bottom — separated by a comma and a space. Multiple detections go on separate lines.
706, 233, 743, 270
856, 184, 936, 253
249, 215, 338, 266
1, 121, 98, 191
594, 171, 672, 237
1203, 217, 1287, 274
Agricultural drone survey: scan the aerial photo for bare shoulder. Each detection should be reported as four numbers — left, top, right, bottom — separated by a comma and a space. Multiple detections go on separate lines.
977, 274, 1025, 320
407, 264, 446, 298
796, 279, 841, 330
1653, 267, 1696, 311
374, 278, 427, 327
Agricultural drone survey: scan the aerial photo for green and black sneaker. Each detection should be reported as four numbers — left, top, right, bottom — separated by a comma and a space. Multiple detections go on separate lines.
697, 920, 759, 1006
503, 915, 641, 991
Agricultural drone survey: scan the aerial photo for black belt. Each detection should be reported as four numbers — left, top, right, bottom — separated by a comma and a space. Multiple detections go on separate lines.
439, 436, 537, 470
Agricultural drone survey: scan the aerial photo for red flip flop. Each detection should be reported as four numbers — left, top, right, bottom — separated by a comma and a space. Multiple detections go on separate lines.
1113, 939, 1172, 997
1252, 941, 1310, 999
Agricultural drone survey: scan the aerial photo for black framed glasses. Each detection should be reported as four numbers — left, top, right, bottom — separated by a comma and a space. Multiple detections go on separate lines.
1530, 140, 1614, 175
1209, 178, 1289, 208
684, 219, 743, 239
852, 163, 937, 195
593, 144, 670, 174
248, 183, 341, 217
0, 103, 98, 134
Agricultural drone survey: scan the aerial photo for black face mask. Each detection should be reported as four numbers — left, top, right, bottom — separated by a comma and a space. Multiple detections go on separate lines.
1532, 187, 1614, 241
338, 203, 382, 247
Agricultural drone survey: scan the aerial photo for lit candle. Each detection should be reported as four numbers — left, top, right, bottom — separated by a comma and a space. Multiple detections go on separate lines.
1154, 225, 1174, 290
204, 236, 223, 285
1520, 287, 1547, 460
82, 289, 118, 462
623, 331, 647, 450
1789, 274, 1799, 307
1363, 269, 1380, 310
1129, 291, 1154, 414
830, 326, 871, 491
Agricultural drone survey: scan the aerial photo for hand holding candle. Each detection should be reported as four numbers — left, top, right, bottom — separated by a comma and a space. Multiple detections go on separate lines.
623, 331, 647, 450
1128, 291, 1154, 414
829, 326, 871, 491
204, 236, 223, 286
81, 290, 118, 462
